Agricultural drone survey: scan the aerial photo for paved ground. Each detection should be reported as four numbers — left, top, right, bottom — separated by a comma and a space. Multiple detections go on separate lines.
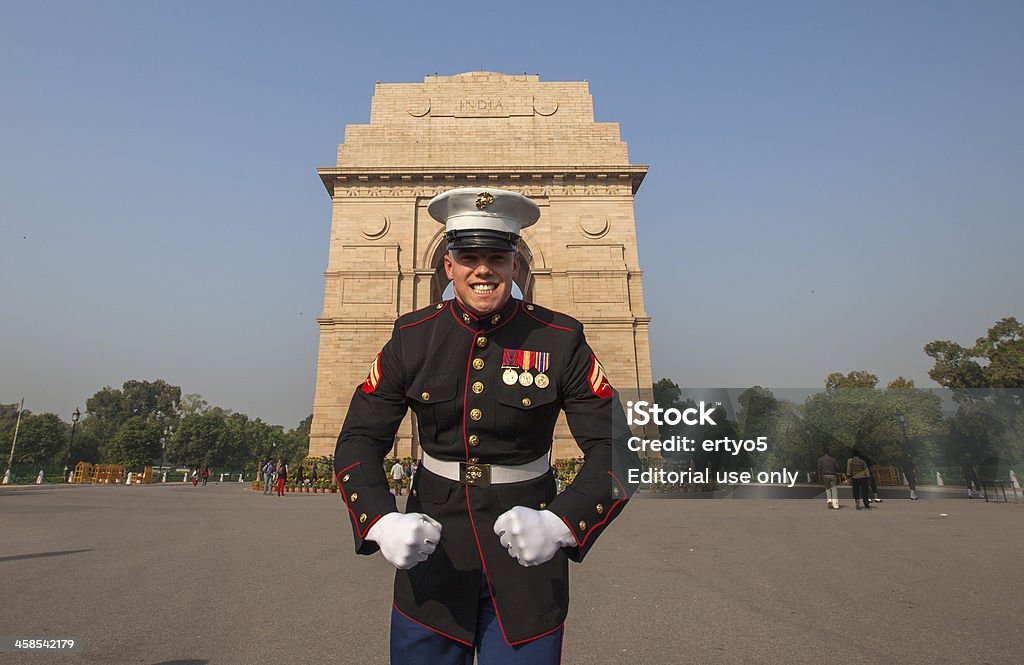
1, 482, 1021, 664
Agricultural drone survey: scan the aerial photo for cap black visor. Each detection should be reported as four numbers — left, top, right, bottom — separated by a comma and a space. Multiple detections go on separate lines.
445, 229, 519, 252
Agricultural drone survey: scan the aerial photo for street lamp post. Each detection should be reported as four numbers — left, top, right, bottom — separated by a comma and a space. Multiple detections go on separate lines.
805, 428, 813, 477
158, 424, 171, 482
896, 409, 909, 453
63, 407, 81, 481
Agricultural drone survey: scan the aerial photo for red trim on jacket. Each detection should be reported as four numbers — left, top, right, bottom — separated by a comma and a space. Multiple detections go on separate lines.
465, 485, 565, 646
450, 300, 479, 332
392, 602, 474, 647
562, 471, 628, 548
399, 304, 448, 329
335, 463, 381, 539
519, 302, 575, 332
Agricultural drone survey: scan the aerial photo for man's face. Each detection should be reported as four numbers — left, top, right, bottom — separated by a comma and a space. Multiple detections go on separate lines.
444, 248, 519, 317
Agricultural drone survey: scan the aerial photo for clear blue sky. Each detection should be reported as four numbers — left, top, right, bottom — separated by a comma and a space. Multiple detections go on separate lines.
2, 1, 1021, 428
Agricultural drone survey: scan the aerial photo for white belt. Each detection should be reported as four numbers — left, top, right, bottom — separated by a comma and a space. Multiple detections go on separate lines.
421, 451, 550, 486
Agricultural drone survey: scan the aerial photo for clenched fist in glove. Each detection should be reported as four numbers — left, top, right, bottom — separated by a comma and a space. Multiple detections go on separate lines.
493, 506, 575, 567
366, 512, 443, 570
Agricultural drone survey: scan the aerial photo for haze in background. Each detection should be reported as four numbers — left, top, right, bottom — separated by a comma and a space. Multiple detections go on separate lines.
2, 1, 1021, 427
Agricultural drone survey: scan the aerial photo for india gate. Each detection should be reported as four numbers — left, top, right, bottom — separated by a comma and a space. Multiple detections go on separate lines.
309, 72, 652, 460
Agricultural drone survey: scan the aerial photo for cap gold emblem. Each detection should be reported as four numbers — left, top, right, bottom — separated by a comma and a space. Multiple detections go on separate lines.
476, 192, 494, 209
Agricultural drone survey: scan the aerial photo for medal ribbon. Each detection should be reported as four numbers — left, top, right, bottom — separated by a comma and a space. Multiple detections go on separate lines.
503, 349, 549, 371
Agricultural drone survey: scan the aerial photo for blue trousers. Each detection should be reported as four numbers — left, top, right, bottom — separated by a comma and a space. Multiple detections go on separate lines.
389, 576, 563, 665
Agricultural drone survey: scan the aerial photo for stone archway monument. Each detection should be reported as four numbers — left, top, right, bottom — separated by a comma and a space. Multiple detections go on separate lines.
310, 72, 652, 460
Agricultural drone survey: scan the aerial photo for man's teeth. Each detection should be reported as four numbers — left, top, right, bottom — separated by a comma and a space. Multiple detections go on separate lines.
472, 284, 496, 293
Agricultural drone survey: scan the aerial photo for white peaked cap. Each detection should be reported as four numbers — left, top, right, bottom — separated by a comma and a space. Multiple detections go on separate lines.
428, 188, 540, 248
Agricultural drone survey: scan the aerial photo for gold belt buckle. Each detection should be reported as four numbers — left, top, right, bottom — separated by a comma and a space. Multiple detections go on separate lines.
460, 462, 491, 487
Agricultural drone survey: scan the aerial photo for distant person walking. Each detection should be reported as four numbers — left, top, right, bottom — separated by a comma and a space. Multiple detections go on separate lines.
961, 453, 985, 499
191, 467, 199, 488
851, 448, 882, 503
899, 454, 919, 500
390, 459, 405, 496
262, 460, 275, 495
818, 449, 841, 509
201, 467, 209, 486
275, 460, 287, 497
847, 452, 871, 510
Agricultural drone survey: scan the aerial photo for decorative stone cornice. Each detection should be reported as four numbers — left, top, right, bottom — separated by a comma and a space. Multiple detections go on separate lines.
317, 166, 648, 198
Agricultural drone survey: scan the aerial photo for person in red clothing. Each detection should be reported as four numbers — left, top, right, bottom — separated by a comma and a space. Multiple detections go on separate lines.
275, 460, 287, 497
201, 466, 209, 486
191, 466, 198, 487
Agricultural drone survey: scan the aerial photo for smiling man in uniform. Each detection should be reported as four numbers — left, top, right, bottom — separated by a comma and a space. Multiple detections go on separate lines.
334, 187, 637, 665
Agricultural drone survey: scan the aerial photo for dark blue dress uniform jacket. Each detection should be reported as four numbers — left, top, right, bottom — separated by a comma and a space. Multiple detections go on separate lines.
334, 296, 638, 646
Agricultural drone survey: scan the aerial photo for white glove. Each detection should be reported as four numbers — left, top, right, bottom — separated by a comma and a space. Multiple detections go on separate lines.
493, 507, 575, 567
365, 512, 442, 570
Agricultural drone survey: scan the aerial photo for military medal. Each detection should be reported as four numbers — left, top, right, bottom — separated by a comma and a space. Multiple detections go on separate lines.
503, 348, 551, 388
534, 352, 550, 389
502, 349, 521, 385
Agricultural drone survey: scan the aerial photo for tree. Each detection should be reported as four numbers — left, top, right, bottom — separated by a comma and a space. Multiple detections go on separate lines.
804, 371, 891, 462
925, 317, 1024, 391
12, 413, 67, 466
121, 379, 181, 425
180, 393, 209, 416
280, 415, 312, 465
106, 417, 164, 467
84, 386, 127, 444
735, 386, 782, 471
166, 412, 229, 468
84, 379, 182, 462
925, 317, 1024, 466
825, 371, 880, 391
69, 429, 102, 465
880, 378, 946, 465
